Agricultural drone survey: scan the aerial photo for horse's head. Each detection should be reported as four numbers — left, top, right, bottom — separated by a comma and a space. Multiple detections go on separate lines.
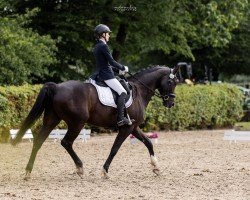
158, 65, 179, 108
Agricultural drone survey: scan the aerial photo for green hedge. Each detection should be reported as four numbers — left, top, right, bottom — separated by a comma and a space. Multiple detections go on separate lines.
0, 84, 42, 142
144, 84, 243, 131
0, 83, 243, 142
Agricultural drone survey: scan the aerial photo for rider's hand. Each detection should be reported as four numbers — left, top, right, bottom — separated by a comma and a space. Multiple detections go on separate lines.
119, 66, 129, 75
124, 66, 129, 73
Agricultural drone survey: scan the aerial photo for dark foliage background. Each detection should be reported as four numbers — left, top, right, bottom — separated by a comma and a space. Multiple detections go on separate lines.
0, 0, 249, 85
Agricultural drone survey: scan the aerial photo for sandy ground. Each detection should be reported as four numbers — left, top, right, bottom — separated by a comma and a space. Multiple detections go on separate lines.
0, 130, 249, 200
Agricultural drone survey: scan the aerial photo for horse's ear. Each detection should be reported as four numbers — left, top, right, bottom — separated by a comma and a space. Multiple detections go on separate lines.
173, 65, 180, 74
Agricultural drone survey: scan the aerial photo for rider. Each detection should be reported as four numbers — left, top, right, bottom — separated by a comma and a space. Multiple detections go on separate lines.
93, 24, 131, 127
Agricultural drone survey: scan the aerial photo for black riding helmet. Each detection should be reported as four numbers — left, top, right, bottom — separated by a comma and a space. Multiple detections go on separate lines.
94, 24, 111, 38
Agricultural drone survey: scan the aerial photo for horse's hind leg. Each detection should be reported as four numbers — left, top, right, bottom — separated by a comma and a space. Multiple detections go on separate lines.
102, 126, 134, 179
60, 124, 84, 178
132, 126, 160, 175
25, 111, 60, 180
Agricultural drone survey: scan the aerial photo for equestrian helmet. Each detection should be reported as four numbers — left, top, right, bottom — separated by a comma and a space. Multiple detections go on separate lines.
94, 24, 111, 37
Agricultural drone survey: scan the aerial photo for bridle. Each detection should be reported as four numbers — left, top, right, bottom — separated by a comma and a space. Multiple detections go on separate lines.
127, 69, 176, 101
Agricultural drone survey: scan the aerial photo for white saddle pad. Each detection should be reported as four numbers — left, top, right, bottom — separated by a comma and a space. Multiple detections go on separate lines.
89, 79, 133, 108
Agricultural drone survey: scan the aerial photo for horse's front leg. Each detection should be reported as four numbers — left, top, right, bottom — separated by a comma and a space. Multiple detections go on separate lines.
132, 126, 160, 175
102, 126, 133, 179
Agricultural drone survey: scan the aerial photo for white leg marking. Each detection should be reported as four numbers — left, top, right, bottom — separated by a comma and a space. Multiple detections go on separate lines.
150, 155, 160, 175
150, 155, 158, 167
101, 167, 109, 179
24, 171, 31, 181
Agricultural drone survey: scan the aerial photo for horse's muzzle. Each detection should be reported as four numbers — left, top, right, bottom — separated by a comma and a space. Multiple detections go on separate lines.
166, 101, 175, 108
163, 99, 175, 108
169, 102, 175, 108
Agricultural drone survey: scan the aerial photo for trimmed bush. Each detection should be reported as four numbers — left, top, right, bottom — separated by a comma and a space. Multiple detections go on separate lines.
0, 83, 243, 142
0, 84, 42, 142
145, 84, 243, 131
0, 84, 42, 127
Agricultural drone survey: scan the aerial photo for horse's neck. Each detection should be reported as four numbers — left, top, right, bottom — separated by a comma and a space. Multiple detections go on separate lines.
134, 73, 162, 107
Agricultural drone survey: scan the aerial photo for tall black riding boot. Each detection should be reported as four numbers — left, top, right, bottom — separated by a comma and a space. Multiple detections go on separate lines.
117, 92, 130, 126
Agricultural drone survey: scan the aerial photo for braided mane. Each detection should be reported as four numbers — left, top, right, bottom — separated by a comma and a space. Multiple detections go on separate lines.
129, 65, 168, 79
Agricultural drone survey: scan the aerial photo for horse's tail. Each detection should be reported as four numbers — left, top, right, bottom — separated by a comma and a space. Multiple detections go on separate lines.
11, 82, 57, 146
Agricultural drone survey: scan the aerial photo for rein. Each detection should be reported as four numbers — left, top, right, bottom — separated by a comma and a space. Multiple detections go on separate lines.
127, 71, 173, 100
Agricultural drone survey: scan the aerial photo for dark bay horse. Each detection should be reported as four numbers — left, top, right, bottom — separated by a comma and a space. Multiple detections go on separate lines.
11, 65, 179, 180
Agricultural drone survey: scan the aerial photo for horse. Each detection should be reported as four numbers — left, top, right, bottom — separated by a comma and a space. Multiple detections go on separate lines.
11, 65, 179, 180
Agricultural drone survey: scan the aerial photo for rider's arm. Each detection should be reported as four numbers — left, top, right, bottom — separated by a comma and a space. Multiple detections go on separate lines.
102, 44, 125, 71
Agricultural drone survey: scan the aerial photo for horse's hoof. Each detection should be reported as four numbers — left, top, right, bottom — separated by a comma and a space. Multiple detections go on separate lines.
152, 168, 160, 176
101, 168, 109, 179
76, 166, 84, 179
24, 171, 31, 181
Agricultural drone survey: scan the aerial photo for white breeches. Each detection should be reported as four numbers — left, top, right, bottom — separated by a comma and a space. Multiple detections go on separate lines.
104, 78, 127, 95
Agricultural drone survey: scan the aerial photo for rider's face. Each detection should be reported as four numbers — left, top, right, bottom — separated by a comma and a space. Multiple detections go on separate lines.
102, 32, 110, 42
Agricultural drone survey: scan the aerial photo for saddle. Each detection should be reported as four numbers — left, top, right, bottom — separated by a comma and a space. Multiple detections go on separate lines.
88, 77, 133, 108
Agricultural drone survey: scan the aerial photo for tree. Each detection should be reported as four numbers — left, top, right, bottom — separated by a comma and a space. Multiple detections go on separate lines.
0, 6, 57, 85
187, 1, 250, 79
1, 0, 248, 84
138, 0, 249, 78
214, 1, 250, 76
